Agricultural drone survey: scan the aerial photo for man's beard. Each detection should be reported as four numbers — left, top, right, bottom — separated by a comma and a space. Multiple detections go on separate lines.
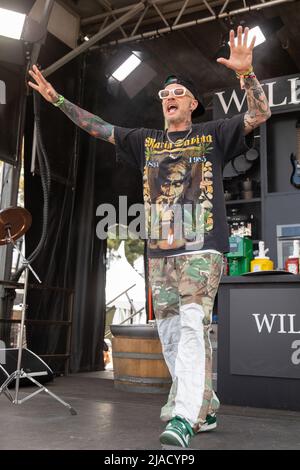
167, 114, 185, 125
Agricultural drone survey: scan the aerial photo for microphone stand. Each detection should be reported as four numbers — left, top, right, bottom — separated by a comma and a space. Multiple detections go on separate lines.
0, 225, 76, 415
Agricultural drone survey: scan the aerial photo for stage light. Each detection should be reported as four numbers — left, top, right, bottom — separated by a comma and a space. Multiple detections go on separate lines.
230, 26, 266, 48
106, 49, 155, 98
112, 53, 142, 82
0, 7, 26, 40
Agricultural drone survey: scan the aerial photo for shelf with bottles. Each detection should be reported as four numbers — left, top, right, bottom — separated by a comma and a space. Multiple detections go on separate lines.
226, 204, 261, 243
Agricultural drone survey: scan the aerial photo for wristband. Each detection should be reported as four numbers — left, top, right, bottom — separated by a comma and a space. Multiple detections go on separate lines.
53, 94, 65, 107
236, 67, 255, 79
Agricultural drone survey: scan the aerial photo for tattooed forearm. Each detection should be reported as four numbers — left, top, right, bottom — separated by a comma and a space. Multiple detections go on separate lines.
59, 99, 115, 144
243, 76, 271, 135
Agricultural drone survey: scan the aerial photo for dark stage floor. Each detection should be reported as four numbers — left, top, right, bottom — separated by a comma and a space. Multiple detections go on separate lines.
0, 372, 300, 450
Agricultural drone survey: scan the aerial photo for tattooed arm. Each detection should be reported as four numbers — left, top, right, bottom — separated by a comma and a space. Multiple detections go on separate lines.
243, 76, 271, 135
217, 26, 271, 136
28, 64, 115, 144
59, 99, 115, 143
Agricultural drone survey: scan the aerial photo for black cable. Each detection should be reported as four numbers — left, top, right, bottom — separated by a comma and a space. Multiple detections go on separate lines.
11, 91, 51, 282
27, 92, 51, 262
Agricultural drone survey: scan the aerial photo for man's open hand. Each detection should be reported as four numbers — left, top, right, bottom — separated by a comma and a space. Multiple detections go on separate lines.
28, 65, 59, 103
217, 26, 255, 74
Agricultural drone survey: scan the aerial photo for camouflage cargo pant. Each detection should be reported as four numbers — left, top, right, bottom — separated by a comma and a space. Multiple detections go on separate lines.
149, 252, 223, 429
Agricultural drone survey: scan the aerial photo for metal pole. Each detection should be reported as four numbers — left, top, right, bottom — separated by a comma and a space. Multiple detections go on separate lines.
152, 3, 169, 28
173, 0, 190, 27
30, 123, 37, 174
82, 0, 292, 29
81, 0, 169, 26
202, 0, 216, 17
117, 306, 144, 326
82, 5, 135, 25
105, 306, 145, 335
106, 284, 136, 307
131, 5, 149, 37
14, 267, 29, 403
219, 0, 230, 15
5, 227, 43, 402
43, 2, 145, 77
96, 0, 128, 38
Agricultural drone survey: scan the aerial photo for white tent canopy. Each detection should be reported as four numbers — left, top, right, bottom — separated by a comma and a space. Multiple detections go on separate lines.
133, 255, 145, 277
106, 242, 146, 324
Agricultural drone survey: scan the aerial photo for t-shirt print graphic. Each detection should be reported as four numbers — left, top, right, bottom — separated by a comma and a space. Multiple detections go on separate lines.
114, 113, 249, 257
143, 135, 214, 252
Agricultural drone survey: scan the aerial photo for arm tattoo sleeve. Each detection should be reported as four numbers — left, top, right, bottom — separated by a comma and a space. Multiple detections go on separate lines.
243, 76, 271, 135
59, 98, 115, 144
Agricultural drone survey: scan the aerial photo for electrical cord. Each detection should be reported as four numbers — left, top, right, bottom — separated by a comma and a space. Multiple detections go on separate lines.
26, 91, 51, 262
11, 91, 51, 282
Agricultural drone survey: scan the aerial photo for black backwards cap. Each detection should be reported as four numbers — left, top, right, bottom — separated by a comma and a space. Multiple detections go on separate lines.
164, 74, 205, 117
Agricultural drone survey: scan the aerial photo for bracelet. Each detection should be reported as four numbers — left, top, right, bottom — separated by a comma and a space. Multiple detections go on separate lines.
236, 67, 256, 79
53, 94, 65, 107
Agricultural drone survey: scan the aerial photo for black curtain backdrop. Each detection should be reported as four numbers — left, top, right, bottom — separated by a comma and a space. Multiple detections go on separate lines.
23, 39, 162, 373
68, 135, 107, 372
23, 35, 107, 373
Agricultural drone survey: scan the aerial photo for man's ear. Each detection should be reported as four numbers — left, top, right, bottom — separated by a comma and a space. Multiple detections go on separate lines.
190, 99, 198, 112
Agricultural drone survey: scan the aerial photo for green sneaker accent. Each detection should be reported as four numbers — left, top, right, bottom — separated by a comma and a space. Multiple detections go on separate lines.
159, 416, 195, 448
196, 413, 217, 433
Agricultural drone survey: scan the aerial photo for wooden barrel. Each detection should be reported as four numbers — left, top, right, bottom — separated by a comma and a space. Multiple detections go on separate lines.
110, 324, 171, 394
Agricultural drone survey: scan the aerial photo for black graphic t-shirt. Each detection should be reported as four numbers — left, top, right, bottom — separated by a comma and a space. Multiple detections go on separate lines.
114, 114, 250, 258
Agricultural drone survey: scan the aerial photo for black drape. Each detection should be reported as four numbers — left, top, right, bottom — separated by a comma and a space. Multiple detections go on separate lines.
23, 35, 107, 373
23, 39, 163, 373
68, 136, 107, 372
24, 107, 107, 374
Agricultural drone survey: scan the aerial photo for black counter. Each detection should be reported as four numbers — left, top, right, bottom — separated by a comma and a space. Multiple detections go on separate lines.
220, 274, 300, 284
217, 273, 300, 410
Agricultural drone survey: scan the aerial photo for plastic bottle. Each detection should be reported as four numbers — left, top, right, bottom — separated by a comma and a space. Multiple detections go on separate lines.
250, 241, 274, 272
285, 240, 300, 274
222, 255, 229, 276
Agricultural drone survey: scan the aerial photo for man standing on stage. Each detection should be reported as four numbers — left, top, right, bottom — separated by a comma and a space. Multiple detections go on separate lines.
29, 26, 271, 448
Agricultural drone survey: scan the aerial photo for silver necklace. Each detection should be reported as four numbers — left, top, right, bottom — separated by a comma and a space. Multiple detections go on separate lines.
166, 126, 193, 147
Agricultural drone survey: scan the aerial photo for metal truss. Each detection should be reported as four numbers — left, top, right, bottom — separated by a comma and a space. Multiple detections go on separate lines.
82, 0, 295, 47
44, 0, 295, 76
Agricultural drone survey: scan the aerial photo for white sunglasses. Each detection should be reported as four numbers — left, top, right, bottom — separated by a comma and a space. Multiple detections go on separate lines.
158, 87, 193, 100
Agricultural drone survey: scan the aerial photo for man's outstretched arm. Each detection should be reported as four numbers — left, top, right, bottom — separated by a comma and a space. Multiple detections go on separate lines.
56, 98, 115, 143
217, 26, 271, 135
28, 65, 115, 144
